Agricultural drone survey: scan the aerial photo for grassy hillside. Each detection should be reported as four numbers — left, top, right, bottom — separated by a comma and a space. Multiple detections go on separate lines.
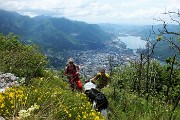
0, 33, 180, 120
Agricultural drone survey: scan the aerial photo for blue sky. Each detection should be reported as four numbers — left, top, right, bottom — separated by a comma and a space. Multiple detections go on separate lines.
0, 0, 179, 25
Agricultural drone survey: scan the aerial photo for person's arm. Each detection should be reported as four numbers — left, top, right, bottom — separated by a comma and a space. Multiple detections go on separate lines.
90, 73, 99, 82
107, 78, 110, 87
75, 65, 80, 75
64, 67, 70, 77
106, 74, 110, 87
90, 76, 96, 82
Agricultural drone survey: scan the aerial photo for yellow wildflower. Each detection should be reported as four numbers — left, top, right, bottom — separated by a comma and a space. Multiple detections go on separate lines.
83, 115, 87, 119
34, 89, 38, 93
94, 116, 100, 120
11, 106, 15, 109
68, 114, 72, 118
5, 109, 9, 114
10, 100, 14, 104
90, 112, 96, 116
0, 103, 5, 108
9, 92, 14, 98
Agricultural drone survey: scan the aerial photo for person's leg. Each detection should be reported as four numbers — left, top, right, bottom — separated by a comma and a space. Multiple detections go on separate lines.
68, 79, 74, 91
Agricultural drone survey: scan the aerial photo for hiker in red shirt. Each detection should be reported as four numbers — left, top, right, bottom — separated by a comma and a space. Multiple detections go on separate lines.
64, 58, 82, 92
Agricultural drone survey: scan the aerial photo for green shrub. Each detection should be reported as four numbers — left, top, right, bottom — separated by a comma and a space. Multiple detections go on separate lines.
0, 33, 48, 79
0, 72, 105, 120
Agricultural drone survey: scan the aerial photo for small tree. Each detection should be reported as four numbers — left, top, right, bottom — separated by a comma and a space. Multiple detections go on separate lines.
153, 9, 180, 113
0, 33, 48, 81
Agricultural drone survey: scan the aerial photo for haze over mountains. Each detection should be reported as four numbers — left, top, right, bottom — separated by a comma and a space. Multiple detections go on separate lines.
0, 9, 111, 52
0, 9, 179, 69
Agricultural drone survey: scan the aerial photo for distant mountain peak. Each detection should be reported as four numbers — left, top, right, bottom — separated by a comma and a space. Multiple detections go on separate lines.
0, 9, 111, 51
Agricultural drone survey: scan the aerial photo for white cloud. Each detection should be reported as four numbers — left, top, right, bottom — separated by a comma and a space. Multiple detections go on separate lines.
0, 0, 179, 25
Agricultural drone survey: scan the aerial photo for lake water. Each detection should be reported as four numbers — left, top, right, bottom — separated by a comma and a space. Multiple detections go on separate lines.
118, 36, 147, 49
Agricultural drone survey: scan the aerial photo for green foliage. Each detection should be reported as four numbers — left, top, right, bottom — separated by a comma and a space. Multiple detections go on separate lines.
156, 35, 163, 41
0, 9, 180, 120
102, 87, 180, 120
107, 58, 180, 119
0, 9, 111, 52
0, 33, 48, 78
0, 70, 104, 120
0, 37, 179, 119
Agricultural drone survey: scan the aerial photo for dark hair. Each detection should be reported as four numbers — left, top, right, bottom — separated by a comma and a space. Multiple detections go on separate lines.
100, 68, 105, 73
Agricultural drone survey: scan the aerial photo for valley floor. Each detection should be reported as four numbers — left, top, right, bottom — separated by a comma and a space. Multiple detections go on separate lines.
62, 39, 138, 78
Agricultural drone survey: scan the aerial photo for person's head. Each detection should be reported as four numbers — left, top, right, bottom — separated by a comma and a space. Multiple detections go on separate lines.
99, 68, 105, 76
68, 58, 74, 66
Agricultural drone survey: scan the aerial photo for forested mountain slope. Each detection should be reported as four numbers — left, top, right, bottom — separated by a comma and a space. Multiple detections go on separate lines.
0, 9, 111, 51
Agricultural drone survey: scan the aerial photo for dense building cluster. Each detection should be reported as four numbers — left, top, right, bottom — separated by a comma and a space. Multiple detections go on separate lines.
63, 38, 139, 79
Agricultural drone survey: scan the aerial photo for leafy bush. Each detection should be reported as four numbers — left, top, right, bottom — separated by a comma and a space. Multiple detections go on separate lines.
0, 71, 105, 120
104, 58, 180, 120
0, 33, 48, 79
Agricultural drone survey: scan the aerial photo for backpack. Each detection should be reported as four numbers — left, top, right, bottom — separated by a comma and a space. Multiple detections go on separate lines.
95, 92, 107, 107
86, 88, 108, 110
66, 64, 77, 75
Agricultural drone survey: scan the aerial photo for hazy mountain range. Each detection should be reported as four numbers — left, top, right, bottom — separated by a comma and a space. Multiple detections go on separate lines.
0, 9, 179, 67
0, 9, 112, 52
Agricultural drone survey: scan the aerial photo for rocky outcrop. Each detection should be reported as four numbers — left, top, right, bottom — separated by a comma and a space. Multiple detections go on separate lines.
0, 73, 25, 92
